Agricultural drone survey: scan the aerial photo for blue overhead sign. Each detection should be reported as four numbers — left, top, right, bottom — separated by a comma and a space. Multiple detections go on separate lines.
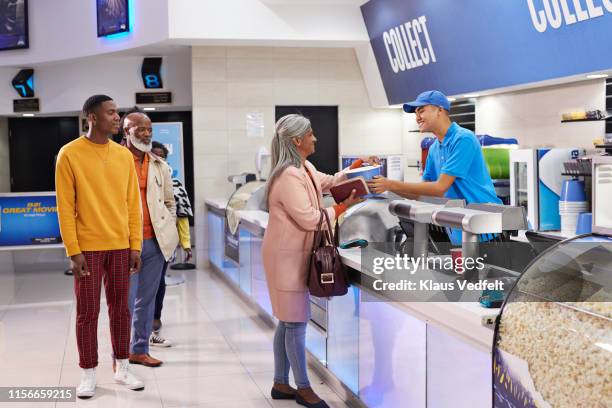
360, 0, 612, 105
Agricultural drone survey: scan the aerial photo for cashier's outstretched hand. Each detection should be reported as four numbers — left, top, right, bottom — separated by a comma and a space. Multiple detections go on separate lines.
368, 175, 393, 194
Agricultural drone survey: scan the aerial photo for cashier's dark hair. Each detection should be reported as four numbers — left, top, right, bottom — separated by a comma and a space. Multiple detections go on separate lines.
265, 114, 312, 207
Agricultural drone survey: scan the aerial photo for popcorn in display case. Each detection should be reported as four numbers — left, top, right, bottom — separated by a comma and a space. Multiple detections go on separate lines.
492, 236, 612, 408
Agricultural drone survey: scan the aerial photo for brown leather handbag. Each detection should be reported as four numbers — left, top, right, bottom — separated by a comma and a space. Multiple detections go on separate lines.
307, 209, 349, 297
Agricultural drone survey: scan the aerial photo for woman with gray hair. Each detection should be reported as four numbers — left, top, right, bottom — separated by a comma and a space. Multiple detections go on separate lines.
262, 114, 374, 407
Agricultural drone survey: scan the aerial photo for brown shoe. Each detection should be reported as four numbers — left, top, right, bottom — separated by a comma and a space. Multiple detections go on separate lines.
129, 353, 162, 367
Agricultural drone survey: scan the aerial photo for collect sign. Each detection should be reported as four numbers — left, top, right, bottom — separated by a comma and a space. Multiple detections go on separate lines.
360, 0, 612, 105
0, 193, 61, 247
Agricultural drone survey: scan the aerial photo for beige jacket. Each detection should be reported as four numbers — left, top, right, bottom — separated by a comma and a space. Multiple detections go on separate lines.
145, 152, 179, 260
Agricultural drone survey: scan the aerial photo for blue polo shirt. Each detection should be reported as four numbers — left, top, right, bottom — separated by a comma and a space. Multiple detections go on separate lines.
423, 123, 501, 243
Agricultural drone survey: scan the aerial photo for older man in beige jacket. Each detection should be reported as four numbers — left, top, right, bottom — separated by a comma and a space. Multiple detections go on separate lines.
122, 109, 179, 367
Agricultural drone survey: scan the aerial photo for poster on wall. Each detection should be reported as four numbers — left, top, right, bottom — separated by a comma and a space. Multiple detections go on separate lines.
246, 112, 264, 138
152, 122, 185, 184
0, 193, 62, 248
0, 0, 28, 51
97, 0, 129, 37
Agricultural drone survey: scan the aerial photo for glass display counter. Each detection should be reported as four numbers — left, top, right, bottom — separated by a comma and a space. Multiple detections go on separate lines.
493, 236, 612, 408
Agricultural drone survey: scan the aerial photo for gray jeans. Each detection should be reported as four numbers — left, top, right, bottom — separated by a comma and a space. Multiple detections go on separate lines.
128, 239, 165, 355
273, 321, 310, 389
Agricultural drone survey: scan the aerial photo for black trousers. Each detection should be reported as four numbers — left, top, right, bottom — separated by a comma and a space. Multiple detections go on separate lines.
154, 261, 169, 321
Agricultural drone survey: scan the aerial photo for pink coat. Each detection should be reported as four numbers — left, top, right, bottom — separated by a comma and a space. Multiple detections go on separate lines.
262, 161, 346, 323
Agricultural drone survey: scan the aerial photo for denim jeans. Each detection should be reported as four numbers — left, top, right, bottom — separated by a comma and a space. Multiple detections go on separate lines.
273, 321, 310, 389
154, 261, 169, 321
128, 239, 165, 355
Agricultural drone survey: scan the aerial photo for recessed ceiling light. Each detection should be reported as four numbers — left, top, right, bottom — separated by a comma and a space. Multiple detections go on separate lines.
447, 97, 457, 102
463, 94, 480, 98
143, 107, 156, 111
22, 113, 35, 117
586, 74, 609, 79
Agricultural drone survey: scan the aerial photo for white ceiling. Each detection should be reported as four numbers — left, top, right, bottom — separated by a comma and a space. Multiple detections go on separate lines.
260, 0, 367, 5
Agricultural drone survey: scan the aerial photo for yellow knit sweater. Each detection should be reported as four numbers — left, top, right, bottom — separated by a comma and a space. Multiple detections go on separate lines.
55, 136, 143, 256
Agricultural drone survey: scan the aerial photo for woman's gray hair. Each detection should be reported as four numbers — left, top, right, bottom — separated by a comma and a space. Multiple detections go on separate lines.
265, 114, 312, 207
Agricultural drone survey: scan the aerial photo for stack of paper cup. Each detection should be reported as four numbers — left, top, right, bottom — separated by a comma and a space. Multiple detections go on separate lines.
559, 180, 587, 236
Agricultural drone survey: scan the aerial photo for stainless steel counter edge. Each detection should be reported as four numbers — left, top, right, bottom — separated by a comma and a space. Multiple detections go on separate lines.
205, 199, 228, 216
208, 204, 498, 352
204, 198, 228, 209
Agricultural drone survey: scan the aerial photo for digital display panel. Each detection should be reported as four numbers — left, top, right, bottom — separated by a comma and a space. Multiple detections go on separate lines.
0, 0, 28, 51
97, 0, 129, 37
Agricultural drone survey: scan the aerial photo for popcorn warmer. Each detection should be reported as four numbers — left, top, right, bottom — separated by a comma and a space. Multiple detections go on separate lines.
492, 235, 612, 408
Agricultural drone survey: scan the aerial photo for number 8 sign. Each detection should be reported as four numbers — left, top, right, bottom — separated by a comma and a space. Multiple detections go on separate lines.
141, 57, 163, 89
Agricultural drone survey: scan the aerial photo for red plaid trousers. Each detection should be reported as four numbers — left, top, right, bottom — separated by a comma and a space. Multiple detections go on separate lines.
74, 249, 131, 369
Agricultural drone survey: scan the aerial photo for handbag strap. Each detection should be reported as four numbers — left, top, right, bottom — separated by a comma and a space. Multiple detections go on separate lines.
321, 208, 339, 247
310, 210, 326, 254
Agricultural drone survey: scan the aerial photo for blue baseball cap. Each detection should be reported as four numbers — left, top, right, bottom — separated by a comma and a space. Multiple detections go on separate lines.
403, 90, 451, 113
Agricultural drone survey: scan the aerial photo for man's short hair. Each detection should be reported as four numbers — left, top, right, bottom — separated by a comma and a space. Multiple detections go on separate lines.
152, 141, 169, 157
82, 95, 114, 115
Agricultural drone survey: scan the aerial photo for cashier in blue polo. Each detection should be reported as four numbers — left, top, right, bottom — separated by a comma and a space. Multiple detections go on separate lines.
368, 90, 501, 210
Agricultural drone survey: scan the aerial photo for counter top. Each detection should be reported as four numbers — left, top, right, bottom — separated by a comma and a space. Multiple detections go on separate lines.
231, 208, 498, 351
339, 247, 498, 351
237, 210, 269, 230
204, 198, 228, 211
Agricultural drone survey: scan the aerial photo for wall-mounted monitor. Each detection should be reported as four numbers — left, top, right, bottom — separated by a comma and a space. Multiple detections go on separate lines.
0, 0, 28, 51
97, 0, 129, 37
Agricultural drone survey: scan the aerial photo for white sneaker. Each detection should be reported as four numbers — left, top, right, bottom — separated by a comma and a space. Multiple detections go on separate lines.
76, 368, 96, 399
149, 332, 172, 347
113, 359, 145, 391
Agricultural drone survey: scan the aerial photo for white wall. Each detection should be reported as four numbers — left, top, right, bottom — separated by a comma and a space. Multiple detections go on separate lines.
476, 80, 606, 150
0, 117, 9, 192
355, 43, 389, 108
168, 0, 368, 45
0, 0, 169, 67
0, 49, 192, 115
191, 46, 404, 267
401, 112, 429, 182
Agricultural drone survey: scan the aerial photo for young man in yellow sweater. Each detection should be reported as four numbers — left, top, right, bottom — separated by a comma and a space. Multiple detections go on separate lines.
55, 95, 144, 398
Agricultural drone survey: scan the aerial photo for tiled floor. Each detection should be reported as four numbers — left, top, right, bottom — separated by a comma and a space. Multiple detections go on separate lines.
0, 254, 349, 407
